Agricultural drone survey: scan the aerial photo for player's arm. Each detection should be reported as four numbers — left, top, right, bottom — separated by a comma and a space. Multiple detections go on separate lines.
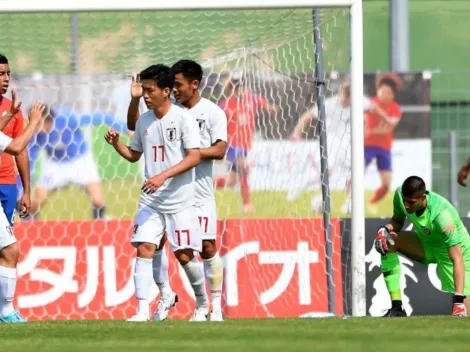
127, 74, 143, 131
13, 112, 31, 203
105, 128, 142, 163
291, 107, 316, 140
4, 103, 45, 156
200, 109, 228, 160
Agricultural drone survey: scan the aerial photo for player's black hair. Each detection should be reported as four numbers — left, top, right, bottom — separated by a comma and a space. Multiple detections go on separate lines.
378, 78, 398, 95
0, 54, 8, 65
140, 64, 174, 91
171, 60, 203, 86
402, 176, 426, 197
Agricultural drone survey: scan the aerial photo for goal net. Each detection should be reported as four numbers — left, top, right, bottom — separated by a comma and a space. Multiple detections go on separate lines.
0, 2, 365, 320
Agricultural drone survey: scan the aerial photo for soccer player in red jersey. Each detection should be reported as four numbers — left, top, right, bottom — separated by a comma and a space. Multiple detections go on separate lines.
215, 72, 276, 213
364, 73, 403, 209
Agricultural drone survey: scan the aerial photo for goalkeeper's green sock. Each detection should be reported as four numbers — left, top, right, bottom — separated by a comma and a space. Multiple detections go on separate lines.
381, 252, 402, 306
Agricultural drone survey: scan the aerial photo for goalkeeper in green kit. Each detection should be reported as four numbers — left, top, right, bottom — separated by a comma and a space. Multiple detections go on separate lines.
375, 176, 470, 317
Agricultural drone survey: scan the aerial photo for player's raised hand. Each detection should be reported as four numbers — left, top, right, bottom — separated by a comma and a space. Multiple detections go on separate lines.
9, 89, 22, 115
142, 173, 166, 194
104, 128, 120, 146
131, 74, 143, 99
458, 165, 469, 187
374, 226, 395, 256
28, 102, 46, 125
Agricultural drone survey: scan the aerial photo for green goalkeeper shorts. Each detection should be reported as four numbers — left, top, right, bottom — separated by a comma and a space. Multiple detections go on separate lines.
420, 242, 470, 295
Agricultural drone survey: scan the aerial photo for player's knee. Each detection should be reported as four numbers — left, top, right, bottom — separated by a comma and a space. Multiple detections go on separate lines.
0, 242, 19, 266
136, 242, 156, 259
201, 240, 217, 259
174, 248, 194, 266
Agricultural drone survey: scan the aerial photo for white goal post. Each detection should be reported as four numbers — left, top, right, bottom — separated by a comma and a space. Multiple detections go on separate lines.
1, 0, 365, 317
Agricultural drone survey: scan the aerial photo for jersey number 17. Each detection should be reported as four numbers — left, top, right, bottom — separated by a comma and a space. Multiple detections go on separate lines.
152, 145, 165, 162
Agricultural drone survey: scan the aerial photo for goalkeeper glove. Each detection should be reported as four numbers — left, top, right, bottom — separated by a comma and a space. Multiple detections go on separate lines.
374, 226, 395, 256
452, 294, 467, 317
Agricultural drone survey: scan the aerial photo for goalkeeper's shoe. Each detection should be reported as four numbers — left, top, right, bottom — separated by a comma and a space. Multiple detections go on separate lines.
152, 293, 178, 321
0, 311, 27, 323
382, 307, 407, 318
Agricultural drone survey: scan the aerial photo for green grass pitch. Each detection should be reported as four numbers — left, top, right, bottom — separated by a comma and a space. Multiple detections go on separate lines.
2, 317, 470, 352
32, 179, 393, 221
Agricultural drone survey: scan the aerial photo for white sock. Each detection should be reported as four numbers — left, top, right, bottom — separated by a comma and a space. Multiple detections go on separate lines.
153, 249, 173, 299
203, 254, 223, 310
183, 257, 208, 307
133, 257, 153, 316
0, 265, 17, 316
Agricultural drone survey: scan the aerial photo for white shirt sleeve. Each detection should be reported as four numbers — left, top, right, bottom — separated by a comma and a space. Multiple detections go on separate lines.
130, 118, 143, 152
209, 107, 228, 144
181, 114, 200, 150
0, 131, 13, 153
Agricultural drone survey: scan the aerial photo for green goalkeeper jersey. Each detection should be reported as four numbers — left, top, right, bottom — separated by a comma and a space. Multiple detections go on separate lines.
393, 187, 470, 261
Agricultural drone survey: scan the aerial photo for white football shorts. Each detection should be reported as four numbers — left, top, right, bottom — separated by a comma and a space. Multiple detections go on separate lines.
0, 205, 16, 250
131, 204, 202, 252
38, 153, 101, 190
195, 199, 218, 241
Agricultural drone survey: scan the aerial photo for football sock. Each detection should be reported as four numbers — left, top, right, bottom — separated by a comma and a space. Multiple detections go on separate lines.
153, 249, 173, 299
370, 185, 389, 204
183, 257, 208, 307
381, 252, 402, 303
0, 265, 16, 316
133, 257, 153, 316
203, 254, 223, 310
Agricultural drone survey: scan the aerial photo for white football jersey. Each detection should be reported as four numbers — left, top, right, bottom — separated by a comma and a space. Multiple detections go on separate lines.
0, 131, 12, 153
189, 98, 227, 204
130, 105, 200, 213
314, 95, 370, 162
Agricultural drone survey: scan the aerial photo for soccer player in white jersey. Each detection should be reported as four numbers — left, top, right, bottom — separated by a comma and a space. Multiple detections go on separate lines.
105, 64, 209, 322
169, 60, 227, 321
126, 61, 228, 321
0, 102, 45, 323
289, 84, 370, 212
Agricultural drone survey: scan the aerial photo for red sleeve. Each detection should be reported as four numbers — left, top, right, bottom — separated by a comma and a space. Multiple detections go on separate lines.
391, 102, 402, 120
12, 110, 24, 138
254, 94, 269, 109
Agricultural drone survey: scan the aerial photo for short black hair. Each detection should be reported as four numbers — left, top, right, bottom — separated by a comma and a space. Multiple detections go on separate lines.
171, 60, 203, 85
402, 176, 426, 197
378, 78, 398, 95
0, 54, 8, 65
140, 64, 174, 91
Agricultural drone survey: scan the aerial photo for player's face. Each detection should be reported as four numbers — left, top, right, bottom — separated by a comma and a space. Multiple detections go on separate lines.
377, 84, 395, 105
402, 192, 426, 214
142, 79, 170, 109
173, 73, 198, 106
0, 64, 11, 95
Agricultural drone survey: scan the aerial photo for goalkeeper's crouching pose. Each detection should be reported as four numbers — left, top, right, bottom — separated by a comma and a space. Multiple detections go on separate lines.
375, 176, 470, 317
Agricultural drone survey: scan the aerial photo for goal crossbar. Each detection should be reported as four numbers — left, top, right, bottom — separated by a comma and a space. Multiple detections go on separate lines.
1, 0, 357, 12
